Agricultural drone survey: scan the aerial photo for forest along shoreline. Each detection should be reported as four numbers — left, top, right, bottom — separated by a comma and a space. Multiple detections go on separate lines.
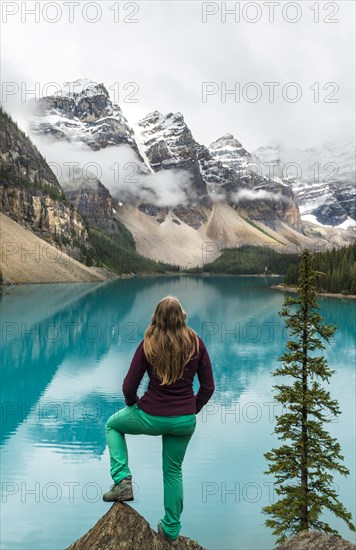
2, 275, 356, 302
271, 284, 356, 300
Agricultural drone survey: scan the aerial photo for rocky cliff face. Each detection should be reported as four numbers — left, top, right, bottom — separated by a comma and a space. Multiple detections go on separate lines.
0, 106, 93, 261
0, 106, 61, 192
0, 212, 108, 285
137, 110, 212, 228
252, 142, 356, 228
66, 502, 205, 550
138, 111, 212, 208
0, 183, 90, 260
61, 166, 121, 234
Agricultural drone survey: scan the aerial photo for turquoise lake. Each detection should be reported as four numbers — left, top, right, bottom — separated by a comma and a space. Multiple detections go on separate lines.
1, 275, 355, 549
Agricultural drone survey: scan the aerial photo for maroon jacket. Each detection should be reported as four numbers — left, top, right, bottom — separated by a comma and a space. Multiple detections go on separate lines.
122, 336, 215, 416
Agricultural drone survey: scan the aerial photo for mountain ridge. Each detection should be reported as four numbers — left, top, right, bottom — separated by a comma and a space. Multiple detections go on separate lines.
26, 80, 305, 234
25, 79, 355, 230
2, 78, 355, 273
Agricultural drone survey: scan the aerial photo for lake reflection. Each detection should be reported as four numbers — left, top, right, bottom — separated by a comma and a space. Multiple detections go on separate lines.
1, 276, 355, 549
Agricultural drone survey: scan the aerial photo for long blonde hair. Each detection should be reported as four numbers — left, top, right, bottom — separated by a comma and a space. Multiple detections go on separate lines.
143, 295, 199, 385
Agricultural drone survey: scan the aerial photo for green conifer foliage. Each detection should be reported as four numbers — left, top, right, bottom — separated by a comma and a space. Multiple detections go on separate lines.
262, 249, 355, 544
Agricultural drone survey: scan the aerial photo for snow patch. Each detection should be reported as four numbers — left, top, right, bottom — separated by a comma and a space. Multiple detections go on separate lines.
336, 216, 356, 229
301, 214, 356, 230
131, 122, 154, 173
301, 214, 331, 227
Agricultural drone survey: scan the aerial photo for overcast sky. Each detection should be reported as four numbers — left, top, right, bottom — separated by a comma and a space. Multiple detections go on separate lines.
1, 0, 355, 152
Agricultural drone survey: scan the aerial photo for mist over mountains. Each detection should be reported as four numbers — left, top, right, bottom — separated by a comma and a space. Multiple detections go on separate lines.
23, 78, 355, 231
1, 78, 355, 274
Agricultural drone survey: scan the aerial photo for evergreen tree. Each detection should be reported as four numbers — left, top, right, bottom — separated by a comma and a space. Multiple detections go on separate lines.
262, 248, 355, 544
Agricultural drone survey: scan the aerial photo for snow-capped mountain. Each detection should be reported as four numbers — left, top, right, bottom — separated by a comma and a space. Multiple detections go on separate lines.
27, 79, 149, 233
209, 133, 252, 174
28, 78, 142, 156
138, 110, 212, 216
24, 79, 304, 232
136, 111, 303, 232
18, 78, 355, 266
252, 142, 356, 228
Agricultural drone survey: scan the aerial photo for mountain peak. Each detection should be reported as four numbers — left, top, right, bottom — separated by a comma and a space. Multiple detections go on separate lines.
28, 78, 140, 153
210, 134, 243, 150
61, 79, 108, 98
219, 132, 235, 141
208, 134, 251, 174
139, 110, 185, 131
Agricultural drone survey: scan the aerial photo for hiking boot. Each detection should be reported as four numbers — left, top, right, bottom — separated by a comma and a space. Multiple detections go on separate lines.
157, 520, 179, 546
102, 476, 134, 502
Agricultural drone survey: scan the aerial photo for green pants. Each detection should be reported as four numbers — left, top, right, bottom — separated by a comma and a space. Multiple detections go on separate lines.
105, 403, 196, 540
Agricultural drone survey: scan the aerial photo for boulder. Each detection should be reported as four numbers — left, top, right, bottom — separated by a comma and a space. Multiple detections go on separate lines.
275, 530, 356, 549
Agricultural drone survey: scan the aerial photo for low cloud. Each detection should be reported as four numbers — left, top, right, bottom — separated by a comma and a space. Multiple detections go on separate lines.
26, 133, 194, 208
230, 188, 288, 203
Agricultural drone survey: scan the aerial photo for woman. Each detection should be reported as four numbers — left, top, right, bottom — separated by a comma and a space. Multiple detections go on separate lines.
103, 295, 215, 544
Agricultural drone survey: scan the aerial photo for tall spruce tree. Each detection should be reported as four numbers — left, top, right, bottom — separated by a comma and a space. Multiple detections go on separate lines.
262, 248, 355, 544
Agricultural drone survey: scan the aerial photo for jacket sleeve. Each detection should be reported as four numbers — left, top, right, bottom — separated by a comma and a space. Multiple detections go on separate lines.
195, 338, 215, 414
122, 340, 148, 406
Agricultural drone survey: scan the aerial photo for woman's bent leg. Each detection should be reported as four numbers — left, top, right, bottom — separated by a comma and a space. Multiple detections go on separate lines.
161, 416, 196, 540
105, 405, 145, 484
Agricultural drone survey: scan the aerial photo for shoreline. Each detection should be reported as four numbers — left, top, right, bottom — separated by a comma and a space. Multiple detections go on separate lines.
0, 272, 284, 288
2, 276, 355, 302
270, 284, 356, 300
